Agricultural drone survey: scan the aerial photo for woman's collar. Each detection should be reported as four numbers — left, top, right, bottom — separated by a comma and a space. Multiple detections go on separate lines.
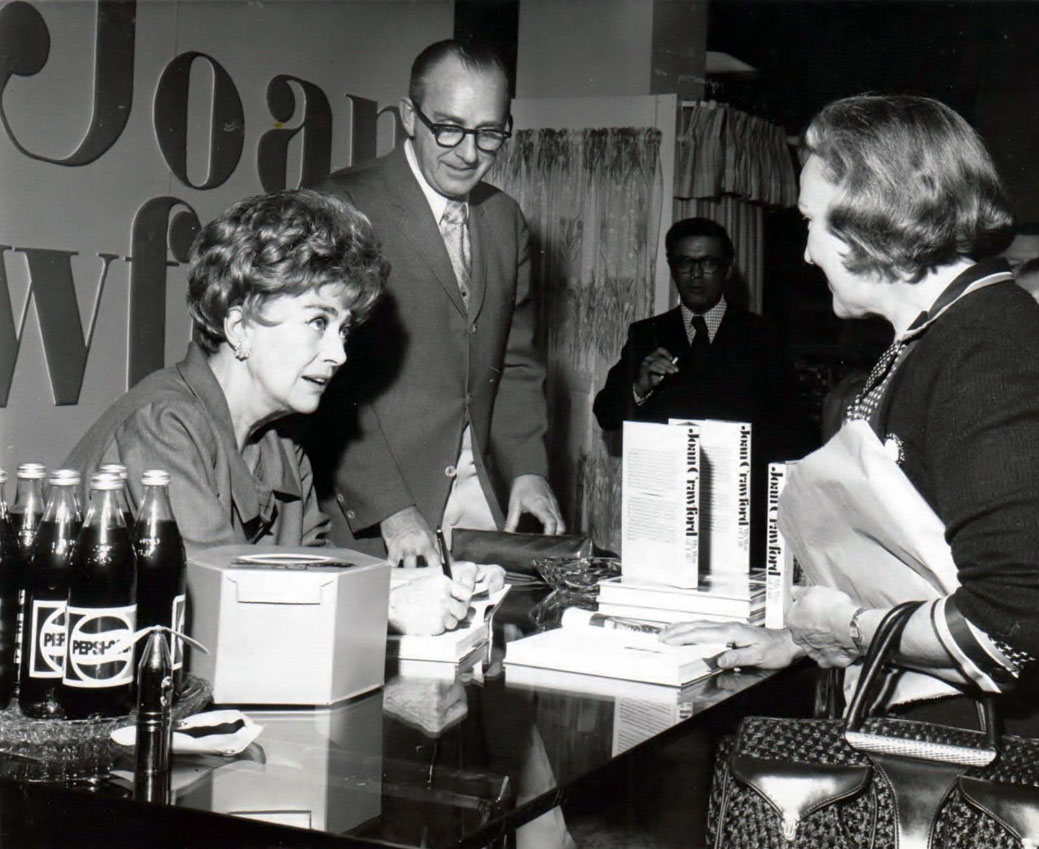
900, 258, 1013, 341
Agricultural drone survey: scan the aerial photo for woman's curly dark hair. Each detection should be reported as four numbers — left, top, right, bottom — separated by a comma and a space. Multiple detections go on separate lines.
186, 189, 388, 354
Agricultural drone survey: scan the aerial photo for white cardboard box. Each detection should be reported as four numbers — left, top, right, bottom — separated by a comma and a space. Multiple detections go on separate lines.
186, 545, 391, 706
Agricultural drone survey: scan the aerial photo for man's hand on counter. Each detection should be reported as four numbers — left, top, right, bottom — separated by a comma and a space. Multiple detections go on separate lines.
381, 506, 439, 568
505, 474, 565, 535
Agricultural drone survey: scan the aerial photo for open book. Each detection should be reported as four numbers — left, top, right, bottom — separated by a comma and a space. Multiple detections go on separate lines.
389, 585, 510, 662
503, 607, 727, 687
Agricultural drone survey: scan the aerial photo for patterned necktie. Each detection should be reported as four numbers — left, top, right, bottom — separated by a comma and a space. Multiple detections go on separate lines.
440, 200, 471, 308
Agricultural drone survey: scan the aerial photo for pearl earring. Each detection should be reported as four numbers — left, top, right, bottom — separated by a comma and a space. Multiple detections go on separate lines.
234, 341, 251, 361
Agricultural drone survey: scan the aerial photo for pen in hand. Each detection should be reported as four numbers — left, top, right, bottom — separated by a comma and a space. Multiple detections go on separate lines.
435, 527, 453, 578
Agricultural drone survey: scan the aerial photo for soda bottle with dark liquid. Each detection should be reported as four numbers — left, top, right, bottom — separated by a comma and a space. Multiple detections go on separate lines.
132, 470, 186, 694
98, 463, 134, 529
0, 469, 19, 708
60, 472, 137, 719
8, 462, 46, 702
19, 470, 82, 718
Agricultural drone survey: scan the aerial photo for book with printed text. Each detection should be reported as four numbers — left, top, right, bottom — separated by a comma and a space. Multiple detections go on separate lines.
597, 573, 765, 619
765, 461, 797, 628
621, 420, 701, 588
669, 418, 752, 574
595, 600, 765, 626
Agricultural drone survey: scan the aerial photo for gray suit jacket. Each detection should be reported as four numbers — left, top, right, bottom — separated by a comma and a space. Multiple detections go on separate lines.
310, 146, 549, 551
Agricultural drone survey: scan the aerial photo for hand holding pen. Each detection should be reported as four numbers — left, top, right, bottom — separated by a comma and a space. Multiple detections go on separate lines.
436, 527, 504, 597
435, 527, 454, 578
635, 346, 680, 397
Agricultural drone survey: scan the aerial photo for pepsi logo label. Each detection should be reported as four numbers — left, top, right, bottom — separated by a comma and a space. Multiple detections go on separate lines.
62, 605, 136, 688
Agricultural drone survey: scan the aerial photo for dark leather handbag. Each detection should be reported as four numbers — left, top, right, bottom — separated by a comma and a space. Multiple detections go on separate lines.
449, 529, 602, 584
708, 601, 1039, 849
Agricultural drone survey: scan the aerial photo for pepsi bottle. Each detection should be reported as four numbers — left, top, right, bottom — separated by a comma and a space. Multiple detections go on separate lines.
19, 470, 82, 718
0, 470, 19, 707
9, 462, 45, 697
98, 463, 134, 529
60, 472, 137, 719
11, 463, 46, 555
132, 470, 186, 693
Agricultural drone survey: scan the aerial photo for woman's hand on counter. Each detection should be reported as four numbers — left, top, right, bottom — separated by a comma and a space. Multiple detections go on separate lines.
785, 585, 863, 669
453, 561, 505, 595
659, 620, 804, 669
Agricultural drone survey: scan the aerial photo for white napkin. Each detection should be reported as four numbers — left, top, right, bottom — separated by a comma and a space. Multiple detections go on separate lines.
111, 709, 263, 756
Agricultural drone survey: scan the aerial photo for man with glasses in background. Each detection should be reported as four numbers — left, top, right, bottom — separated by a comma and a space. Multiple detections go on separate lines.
311, 39, 564, 569
594, 217, 812, 562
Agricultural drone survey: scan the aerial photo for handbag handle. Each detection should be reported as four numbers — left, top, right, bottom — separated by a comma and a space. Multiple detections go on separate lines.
844, 600, 923, 731
843, 600, 1000, 765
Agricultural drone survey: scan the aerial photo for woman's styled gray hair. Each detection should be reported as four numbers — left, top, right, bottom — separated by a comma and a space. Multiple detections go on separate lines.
802, 94, 1014, 282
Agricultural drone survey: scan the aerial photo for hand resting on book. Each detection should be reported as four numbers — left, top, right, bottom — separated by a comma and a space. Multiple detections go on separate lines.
660, 619, 803, 670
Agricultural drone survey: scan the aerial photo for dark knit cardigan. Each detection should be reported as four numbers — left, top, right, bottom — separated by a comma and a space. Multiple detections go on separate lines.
877, 275, 1039, 661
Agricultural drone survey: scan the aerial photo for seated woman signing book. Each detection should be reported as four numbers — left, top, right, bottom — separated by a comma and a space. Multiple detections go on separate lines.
65, 189, 502, 635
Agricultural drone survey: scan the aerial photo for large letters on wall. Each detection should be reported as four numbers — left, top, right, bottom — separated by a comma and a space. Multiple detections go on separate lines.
0, 0, 405, 401
0, 0, 441, 469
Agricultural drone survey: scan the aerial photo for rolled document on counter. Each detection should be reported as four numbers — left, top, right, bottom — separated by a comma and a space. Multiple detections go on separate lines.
561, 607, 663, 634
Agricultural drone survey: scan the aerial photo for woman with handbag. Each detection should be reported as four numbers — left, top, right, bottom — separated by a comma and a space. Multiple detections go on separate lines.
662, 94, 1039, 732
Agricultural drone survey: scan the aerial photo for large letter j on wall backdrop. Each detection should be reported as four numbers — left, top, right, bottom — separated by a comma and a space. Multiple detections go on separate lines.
0, 0, 135, 165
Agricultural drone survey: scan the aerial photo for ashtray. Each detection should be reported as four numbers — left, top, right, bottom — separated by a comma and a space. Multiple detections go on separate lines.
533, 555, 621, 594
0, 673, 211, 783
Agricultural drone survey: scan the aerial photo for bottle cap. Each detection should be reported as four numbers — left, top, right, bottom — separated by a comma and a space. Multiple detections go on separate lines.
16, 462, 46, 479
141, 470, 171, 486
99, 463, 129, 481
49, 469, 81, 487
89, 471, 124, 491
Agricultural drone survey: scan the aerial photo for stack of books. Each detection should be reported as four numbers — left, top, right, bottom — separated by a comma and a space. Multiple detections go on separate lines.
595, 572, 766, 626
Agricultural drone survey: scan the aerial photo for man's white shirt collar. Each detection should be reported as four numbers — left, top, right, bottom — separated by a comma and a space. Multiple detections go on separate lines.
405, 139, 466, 222
681, 297, 727, 344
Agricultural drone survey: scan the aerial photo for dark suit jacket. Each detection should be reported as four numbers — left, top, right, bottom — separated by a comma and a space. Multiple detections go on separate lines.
309, 146, 549, 551
594, 306, 799, 431
593, 305, 814, 562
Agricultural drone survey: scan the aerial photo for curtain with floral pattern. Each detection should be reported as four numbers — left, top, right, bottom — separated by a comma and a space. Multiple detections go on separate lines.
489, 128, 662, 551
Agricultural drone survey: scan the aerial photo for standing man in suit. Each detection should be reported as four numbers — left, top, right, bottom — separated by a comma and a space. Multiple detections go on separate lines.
312, 40, 564, 567
594, 217, 813, 561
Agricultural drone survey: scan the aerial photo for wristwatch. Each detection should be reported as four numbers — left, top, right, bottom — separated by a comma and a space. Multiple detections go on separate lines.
849, 606, 869, 654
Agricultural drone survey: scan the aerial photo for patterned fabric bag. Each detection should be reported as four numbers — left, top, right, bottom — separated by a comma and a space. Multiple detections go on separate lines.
708, 602, 1039, 849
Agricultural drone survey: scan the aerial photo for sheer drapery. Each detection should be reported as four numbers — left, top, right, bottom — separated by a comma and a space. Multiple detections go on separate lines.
675, 101, 797, 312
489, 128, 662, 549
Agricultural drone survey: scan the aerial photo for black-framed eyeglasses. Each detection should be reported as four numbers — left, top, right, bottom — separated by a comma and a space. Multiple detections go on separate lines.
668, 256, 729, 276
411, 103, 512, 153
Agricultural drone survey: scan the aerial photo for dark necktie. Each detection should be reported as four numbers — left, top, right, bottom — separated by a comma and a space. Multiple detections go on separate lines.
689, 314, 710, 364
